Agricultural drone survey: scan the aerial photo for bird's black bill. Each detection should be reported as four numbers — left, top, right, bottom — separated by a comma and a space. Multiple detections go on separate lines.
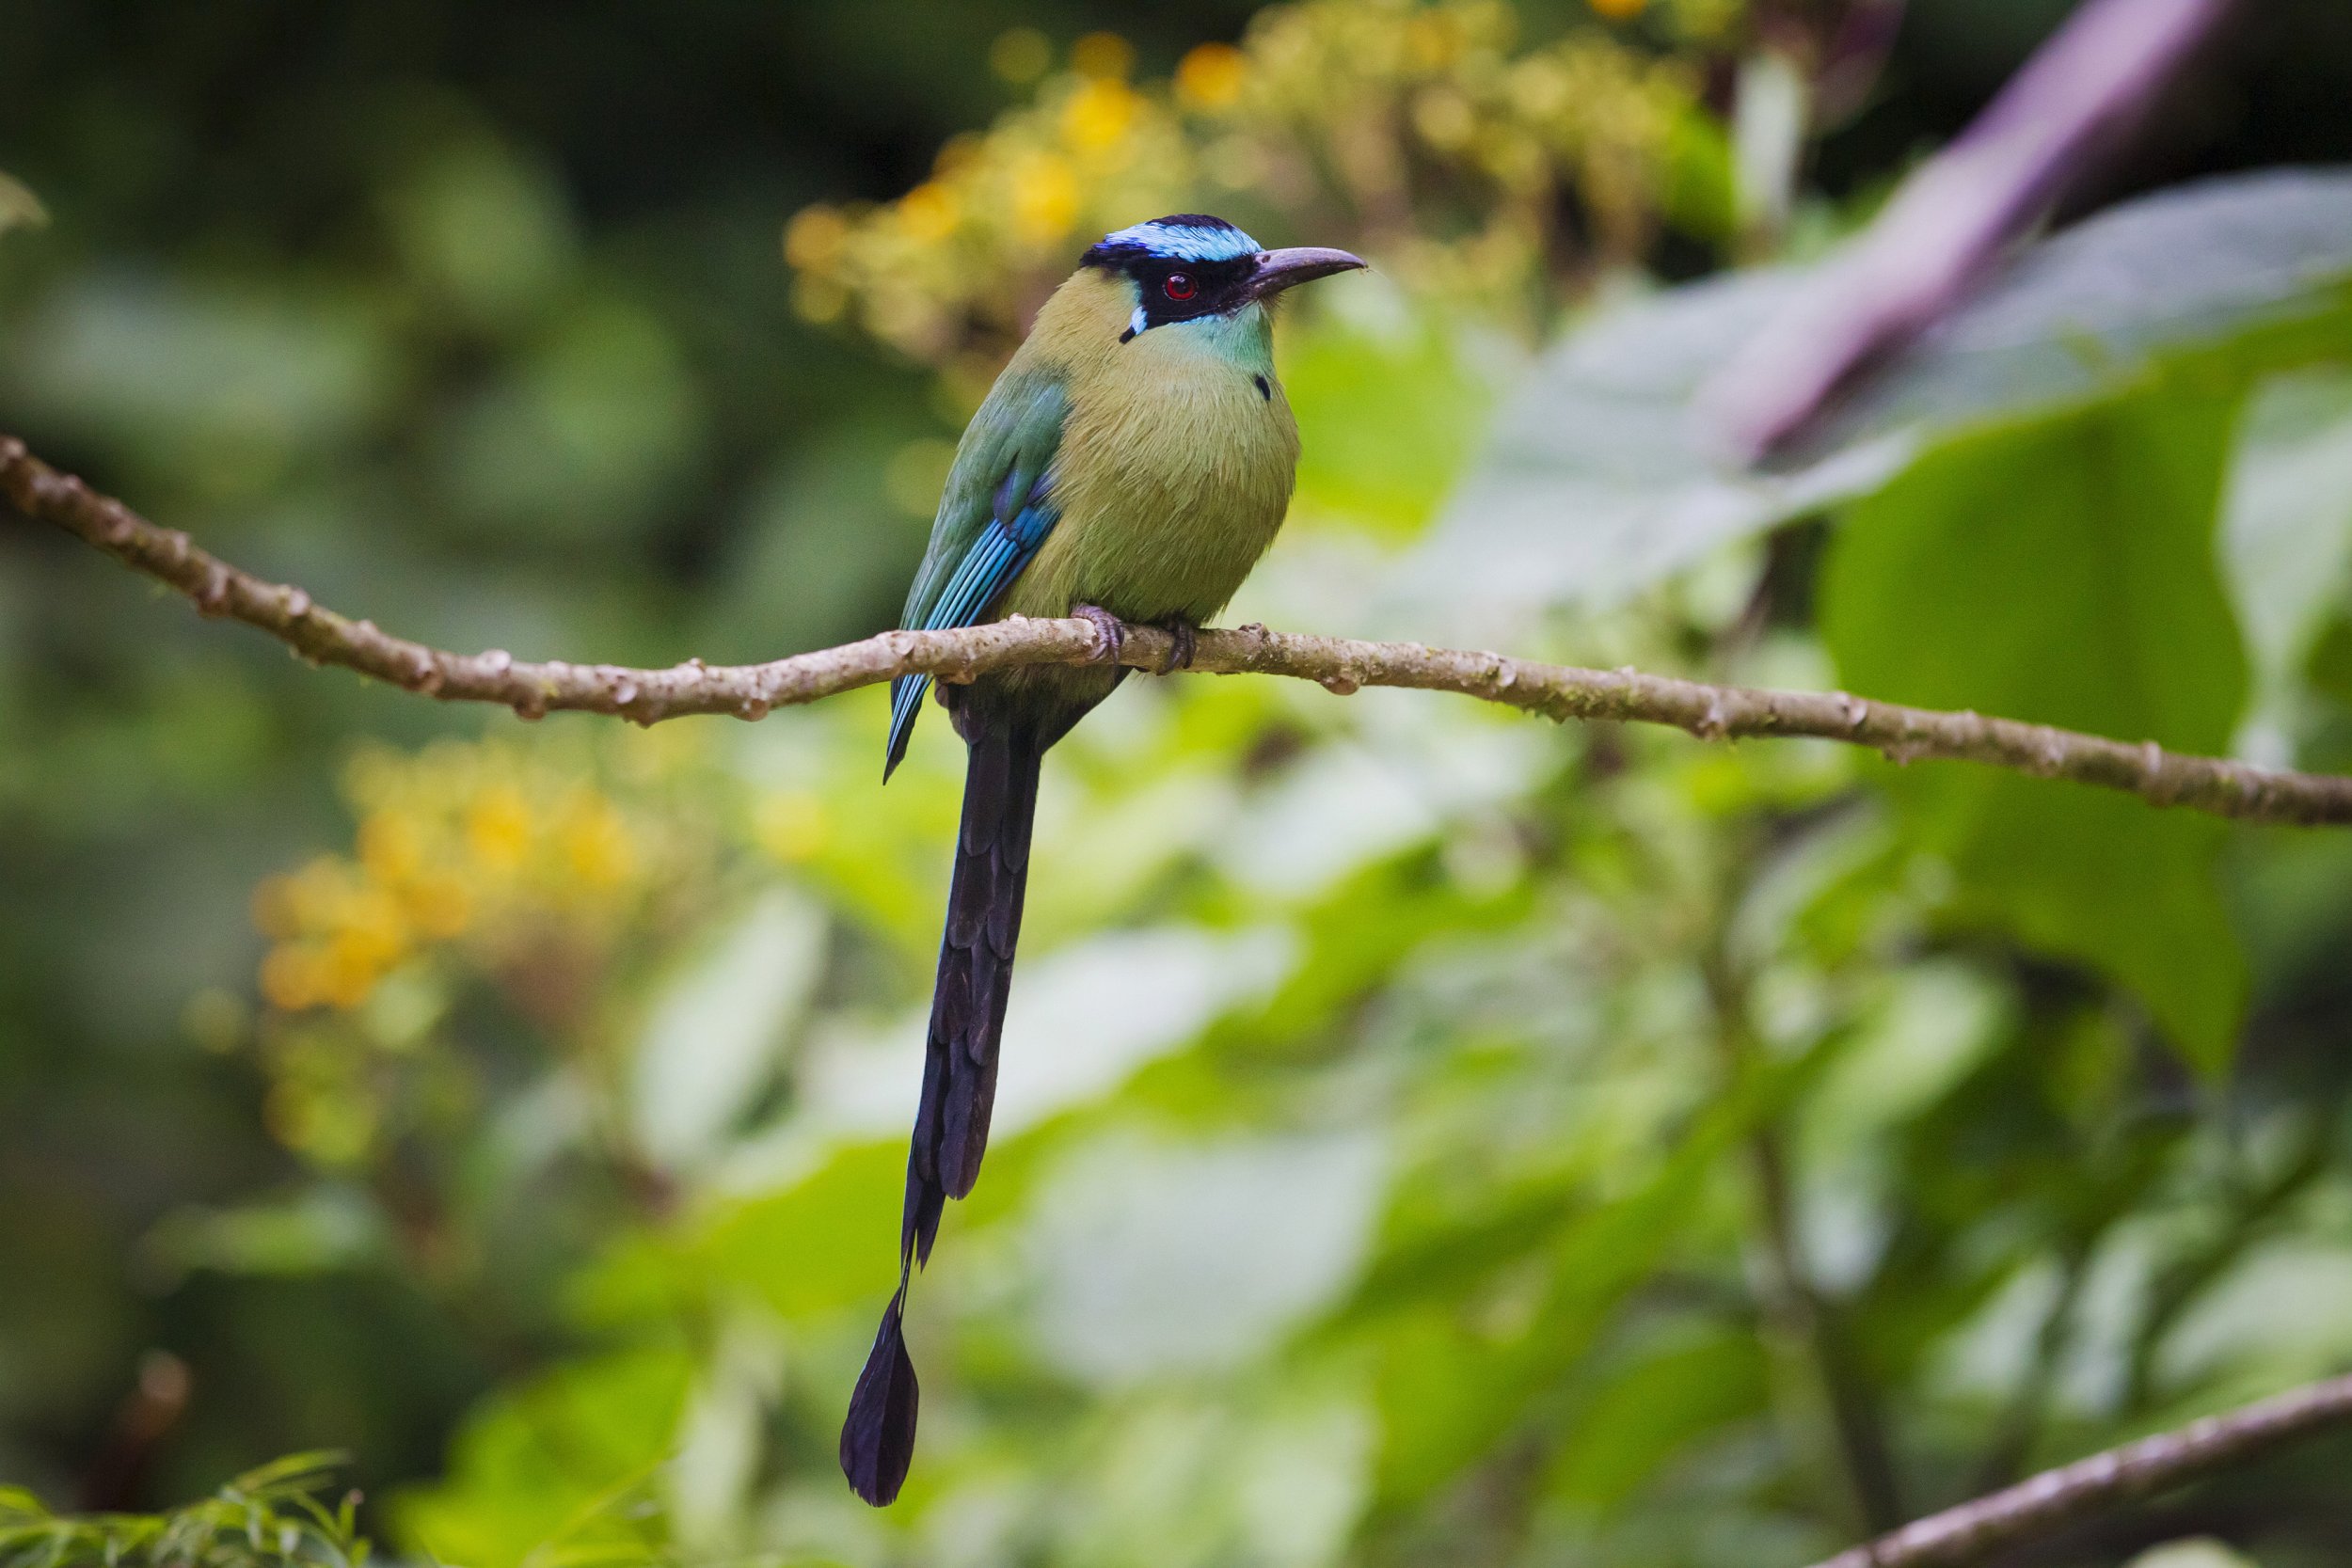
1245, 245, 1367, 303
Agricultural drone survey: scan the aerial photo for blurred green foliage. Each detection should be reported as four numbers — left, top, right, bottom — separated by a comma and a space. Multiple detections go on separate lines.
7, 3, 2352, 1568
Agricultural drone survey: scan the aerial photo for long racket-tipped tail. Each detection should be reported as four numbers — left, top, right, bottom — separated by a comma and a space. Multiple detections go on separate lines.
842, 719, 1042, 1507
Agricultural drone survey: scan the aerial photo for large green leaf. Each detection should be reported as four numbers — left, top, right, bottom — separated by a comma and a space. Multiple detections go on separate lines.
1820, 388, 2249, 1069
1421, 169, 2352, 619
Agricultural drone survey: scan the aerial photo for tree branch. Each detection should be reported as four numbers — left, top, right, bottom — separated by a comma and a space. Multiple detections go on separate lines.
1804, 1372, 2352, 1568
7, 434, 2351, 825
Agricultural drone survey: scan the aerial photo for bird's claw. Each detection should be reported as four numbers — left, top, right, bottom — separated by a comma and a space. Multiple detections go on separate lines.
1073, 605, 1125, 666
1159, 620, 1198, 674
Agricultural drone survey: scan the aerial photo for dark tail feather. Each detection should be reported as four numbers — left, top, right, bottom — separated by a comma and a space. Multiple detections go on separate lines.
905, 720, 1041, 1257
838, 1285, 918, 1506
842, 718, 1043, 1507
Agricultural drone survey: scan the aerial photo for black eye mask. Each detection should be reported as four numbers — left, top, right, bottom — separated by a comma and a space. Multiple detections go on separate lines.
1118, 256, 1258, 337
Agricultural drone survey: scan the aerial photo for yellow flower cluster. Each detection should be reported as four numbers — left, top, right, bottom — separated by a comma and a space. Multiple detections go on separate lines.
254, 738, 654, 1013
246, 732, 718, 1170
786, 0, 1738, 370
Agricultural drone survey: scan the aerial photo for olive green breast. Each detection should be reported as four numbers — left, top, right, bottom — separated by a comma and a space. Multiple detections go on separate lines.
997, 274, 1301, 627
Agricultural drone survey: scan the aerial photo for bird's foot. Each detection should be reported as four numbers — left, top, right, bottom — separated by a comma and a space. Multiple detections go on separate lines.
1156, 619, 1198, 674
1073, 604, 1125, 666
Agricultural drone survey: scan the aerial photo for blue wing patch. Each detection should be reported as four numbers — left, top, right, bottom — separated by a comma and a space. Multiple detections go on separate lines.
883, 470, 1057, 778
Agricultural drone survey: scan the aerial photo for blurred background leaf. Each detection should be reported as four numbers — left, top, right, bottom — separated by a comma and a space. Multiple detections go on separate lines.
0, 174, 47, 238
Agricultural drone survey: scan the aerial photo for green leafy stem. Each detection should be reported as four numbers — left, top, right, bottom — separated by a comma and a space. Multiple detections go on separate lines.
7, 432, 2351, 827
0, 1452, 366, 1568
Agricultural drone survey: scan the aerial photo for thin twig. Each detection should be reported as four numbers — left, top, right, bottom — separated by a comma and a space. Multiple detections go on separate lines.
7, 434, 2351, 825
1804, 1372, 2352, 1568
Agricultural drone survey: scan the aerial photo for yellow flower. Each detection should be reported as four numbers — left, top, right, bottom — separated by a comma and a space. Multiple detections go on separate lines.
358, 808, 423, 882
342, 882, 408, 947
783, 204, 849, 271
792, 277, 848, 325
319, 927, 398, 1009
402, 872, 472, 940
989, 26, 1053, 85
1413, 87, 1477, 150
898, 181, 961, 245
260, 859, 341, 937
557, 795, 635, 887
252, 875, 303, 942
1009, 151, 1080, 246
1071, 31, 1134, 81
1175, 42, 1248, 110
933, 132, 984, 179
867, 289, 954, 358
1061, 78, 1140, 153
1404, 13, 1460, 72
261, 944, 326, 1011
1510, 55, 1573, 120
466, 784, 533, 869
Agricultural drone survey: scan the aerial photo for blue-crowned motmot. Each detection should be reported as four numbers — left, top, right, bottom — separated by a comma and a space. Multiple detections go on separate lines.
842, 214, 1364, 1504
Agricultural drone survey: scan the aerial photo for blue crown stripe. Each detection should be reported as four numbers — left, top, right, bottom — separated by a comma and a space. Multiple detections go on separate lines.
1089, 214, 1262, 265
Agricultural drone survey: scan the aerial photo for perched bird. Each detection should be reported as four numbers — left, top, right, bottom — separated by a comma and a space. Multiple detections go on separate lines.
841, 214, 1364, 1505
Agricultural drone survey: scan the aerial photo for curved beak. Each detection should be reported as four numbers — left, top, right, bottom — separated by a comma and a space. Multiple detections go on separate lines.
1245, 245, 1367, 303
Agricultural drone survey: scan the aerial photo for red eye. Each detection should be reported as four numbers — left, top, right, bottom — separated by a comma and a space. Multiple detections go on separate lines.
1164, 272, 1196, 301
